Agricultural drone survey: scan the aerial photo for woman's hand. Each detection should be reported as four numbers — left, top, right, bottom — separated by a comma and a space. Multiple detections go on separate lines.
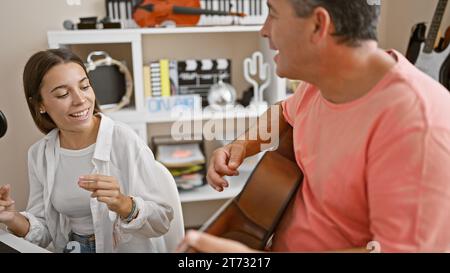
0, 184, 16, 224
78, 175, 132, 219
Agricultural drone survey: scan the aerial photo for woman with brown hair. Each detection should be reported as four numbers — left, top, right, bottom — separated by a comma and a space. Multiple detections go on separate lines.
0, 48, 174, 253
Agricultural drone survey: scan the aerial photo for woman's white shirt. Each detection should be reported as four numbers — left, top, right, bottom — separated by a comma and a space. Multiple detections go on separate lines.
20, 113, 174, 252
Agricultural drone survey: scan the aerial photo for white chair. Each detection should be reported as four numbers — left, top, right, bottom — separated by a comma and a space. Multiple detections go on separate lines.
153, 161, 185, 252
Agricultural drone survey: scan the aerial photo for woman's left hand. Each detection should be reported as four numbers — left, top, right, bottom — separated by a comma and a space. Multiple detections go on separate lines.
78, 175, 132, 218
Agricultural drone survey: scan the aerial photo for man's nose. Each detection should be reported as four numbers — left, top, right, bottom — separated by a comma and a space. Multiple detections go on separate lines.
260, 17, 270, 38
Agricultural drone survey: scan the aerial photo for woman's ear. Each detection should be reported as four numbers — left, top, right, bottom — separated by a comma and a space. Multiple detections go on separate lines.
39, 104, 46, 114
310, 7, 332, 44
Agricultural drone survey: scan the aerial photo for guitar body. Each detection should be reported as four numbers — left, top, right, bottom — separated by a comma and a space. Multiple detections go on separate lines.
183, 127, 303, 252
406, 0, 450, 89
415, 42, 450, 84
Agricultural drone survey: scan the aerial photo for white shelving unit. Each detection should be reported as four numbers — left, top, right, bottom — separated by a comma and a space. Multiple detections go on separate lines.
107, 106, 267, 123
179, 152, 264, 203
47, 26, 285, 206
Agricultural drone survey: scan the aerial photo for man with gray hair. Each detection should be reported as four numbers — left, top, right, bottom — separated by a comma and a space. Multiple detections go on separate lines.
179, 0, 450, 252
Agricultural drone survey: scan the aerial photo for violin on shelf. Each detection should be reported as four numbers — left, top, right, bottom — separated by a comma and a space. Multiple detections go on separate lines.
133, 0, 246, 27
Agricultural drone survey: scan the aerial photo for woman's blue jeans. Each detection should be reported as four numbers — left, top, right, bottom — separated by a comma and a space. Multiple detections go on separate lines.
63, 232, 96, 253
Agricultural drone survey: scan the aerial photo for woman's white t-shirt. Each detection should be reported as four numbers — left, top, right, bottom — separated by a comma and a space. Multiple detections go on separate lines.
52, 143, 95, 236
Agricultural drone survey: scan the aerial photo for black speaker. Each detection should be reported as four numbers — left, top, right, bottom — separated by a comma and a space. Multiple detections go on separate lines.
0, 111, 7, 139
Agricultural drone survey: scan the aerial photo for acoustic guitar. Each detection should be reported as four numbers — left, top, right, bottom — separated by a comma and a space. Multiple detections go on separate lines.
183, 126, 303, 252
407, 0, 450, 88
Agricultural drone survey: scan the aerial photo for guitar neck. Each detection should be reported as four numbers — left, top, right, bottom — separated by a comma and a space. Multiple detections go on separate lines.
424, 0, 449, 53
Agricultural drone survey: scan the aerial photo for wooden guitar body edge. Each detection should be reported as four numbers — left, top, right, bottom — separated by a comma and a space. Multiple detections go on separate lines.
183, 126, 304, 252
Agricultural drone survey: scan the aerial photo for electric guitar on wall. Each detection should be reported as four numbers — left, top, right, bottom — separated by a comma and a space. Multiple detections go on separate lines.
407, 0, 450, 89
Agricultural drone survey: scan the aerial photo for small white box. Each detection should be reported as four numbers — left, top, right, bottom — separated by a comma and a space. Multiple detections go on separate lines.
146, 95, 202, 119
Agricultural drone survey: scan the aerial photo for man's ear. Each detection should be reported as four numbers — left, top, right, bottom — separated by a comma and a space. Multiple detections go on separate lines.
310, 7, 332, 44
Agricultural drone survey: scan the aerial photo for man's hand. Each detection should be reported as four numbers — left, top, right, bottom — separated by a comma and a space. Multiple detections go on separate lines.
177, 230, 255, 253
207, 142, 246, 192
78, 175, 132, 219
0, 184, 16, 224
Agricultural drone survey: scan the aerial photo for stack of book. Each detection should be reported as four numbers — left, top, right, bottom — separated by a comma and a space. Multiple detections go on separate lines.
156, 143, 206, 191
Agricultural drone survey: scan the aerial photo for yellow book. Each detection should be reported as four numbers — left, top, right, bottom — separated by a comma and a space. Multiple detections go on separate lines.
160, 59, 171, 97
143, 65, 152, 98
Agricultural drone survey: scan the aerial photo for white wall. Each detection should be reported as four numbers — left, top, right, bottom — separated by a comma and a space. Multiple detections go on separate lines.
0, 0, 105, 209
1, 0, 449, 210
379, 0, 450, 52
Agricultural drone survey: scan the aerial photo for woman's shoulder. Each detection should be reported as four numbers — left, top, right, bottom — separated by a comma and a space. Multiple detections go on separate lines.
110, 121, 156, 166
109, 119, 149, 154
28, 139, 43, 159
98, 113, 140, 143
27, 138, 50, 167
112, 121, 141, 142
27, 129, 58, 157
98, 114, 153, 160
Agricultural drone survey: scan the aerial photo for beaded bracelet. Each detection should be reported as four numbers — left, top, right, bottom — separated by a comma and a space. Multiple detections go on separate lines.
123, 197, 138, 223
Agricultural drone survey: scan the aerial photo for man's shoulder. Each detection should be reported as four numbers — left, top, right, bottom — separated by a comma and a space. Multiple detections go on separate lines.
375, 51, 450, 115
284, 82, 320, 109
385, 50, 448, 97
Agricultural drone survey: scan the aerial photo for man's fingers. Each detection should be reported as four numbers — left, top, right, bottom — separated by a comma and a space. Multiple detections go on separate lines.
183, 230, 252, 253
206, 169, 228, 191
228, 145, 245, 170
207, 164, 228, 185
210, 164, 230, 187
213, 150, 232, 174
214, 161, 239, 176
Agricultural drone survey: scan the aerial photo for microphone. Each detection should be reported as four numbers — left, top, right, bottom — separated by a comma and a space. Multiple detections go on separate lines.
0, 111, 7, 139
63, 17, 101, 30
63, 20, 76, 30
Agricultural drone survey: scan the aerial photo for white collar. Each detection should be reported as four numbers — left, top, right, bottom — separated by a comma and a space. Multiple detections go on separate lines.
44, 113, 114, 162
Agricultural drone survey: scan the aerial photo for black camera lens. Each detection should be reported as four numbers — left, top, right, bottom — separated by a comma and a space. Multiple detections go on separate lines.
0, 111, 7, 138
